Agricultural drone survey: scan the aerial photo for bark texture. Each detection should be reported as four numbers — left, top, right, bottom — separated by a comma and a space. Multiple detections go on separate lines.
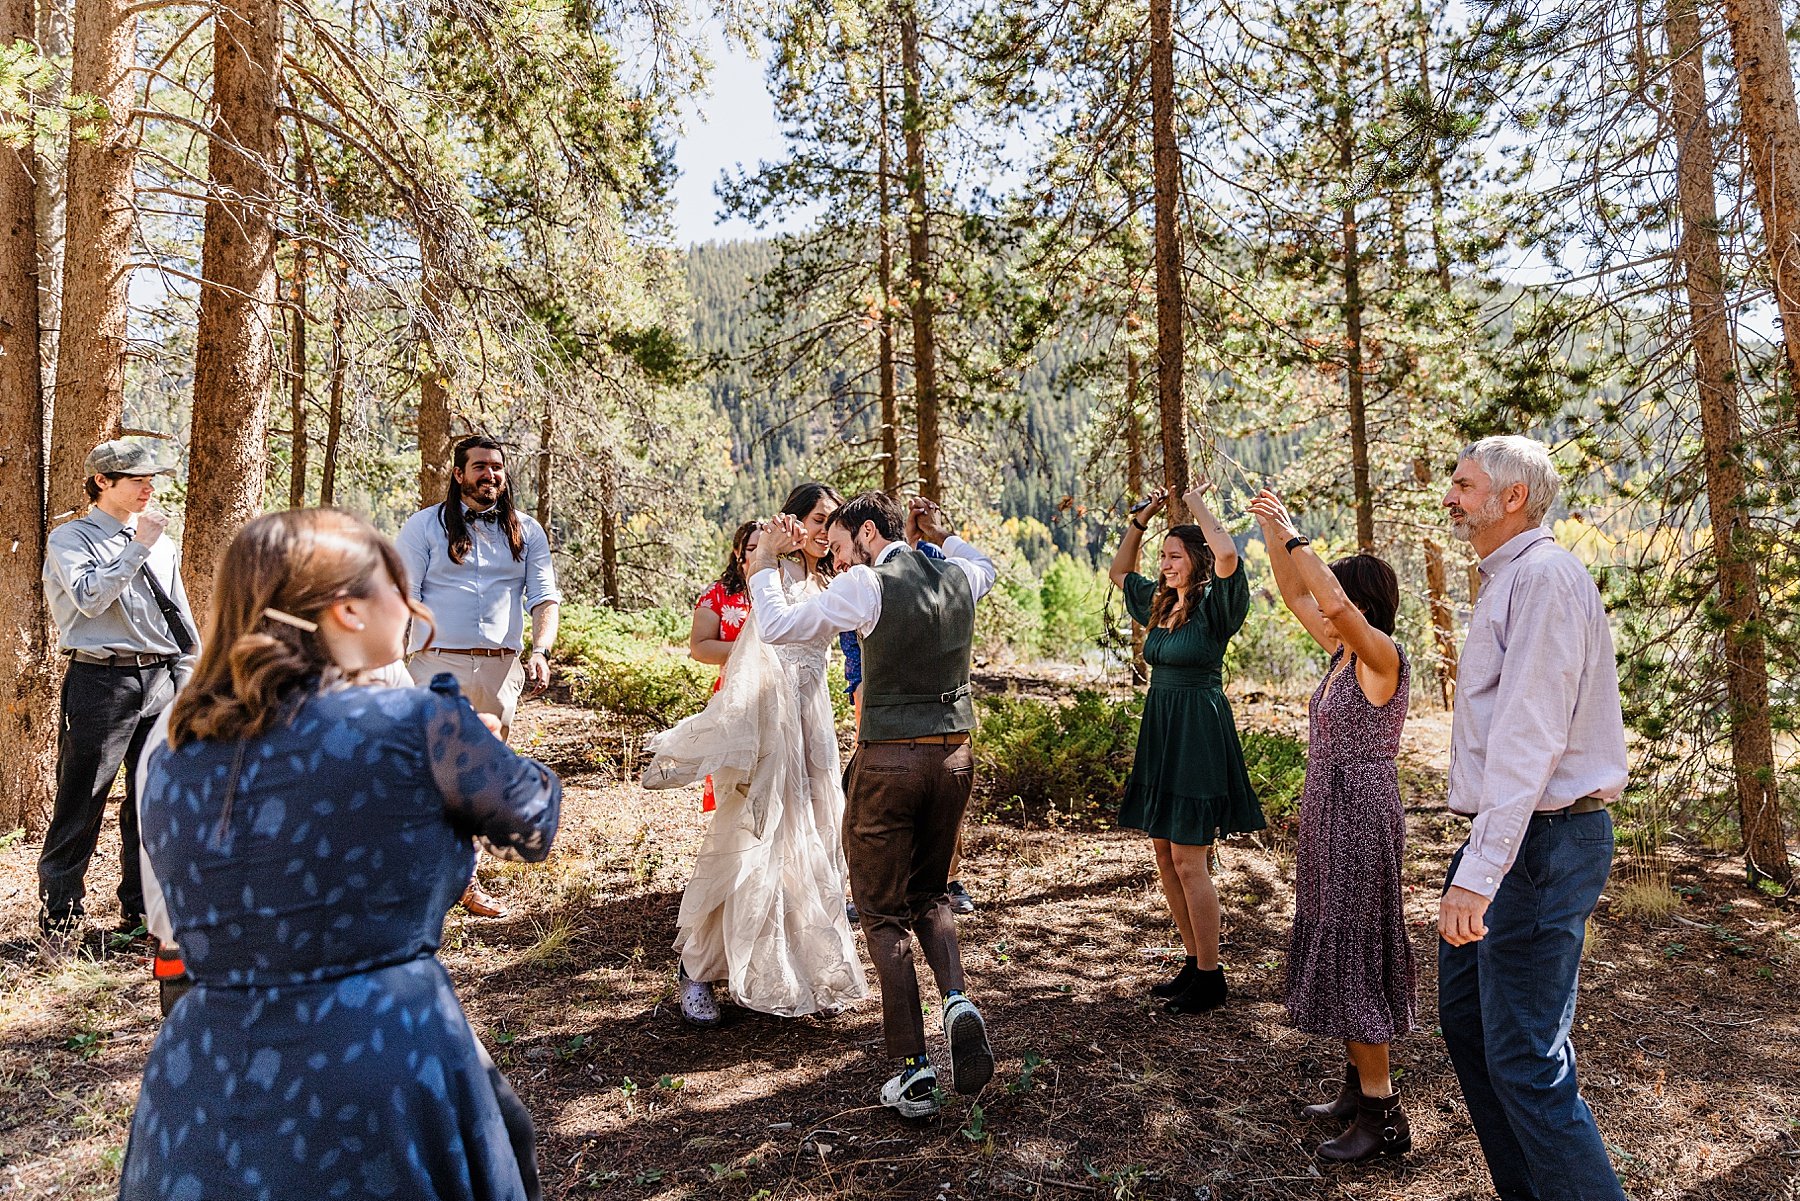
901, 5, 940, 501
49, 0, 134, 517
183, 0, 281, 617
1721, 0, 1800, 394
0, 0, 59, 831
1670, 0, 1790, 885
417, 241, 453, 508
1149, 0, 1188, 521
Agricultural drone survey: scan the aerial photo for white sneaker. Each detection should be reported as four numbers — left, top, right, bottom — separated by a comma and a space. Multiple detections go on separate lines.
943, 995, 993, 1094
880, 1064, 940, 1118
678, 966, 721, 1027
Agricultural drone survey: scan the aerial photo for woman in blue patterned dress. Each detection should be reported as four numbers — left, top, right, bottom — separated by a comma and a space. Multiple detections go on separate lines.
121, 509, 561, 1201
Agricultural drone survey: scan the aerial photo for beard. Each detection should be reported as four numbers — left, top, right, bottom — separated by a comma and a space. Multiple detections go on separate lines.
837, 535, 874, 568
460, 479, 502, 508
1449, 493, 1504, 543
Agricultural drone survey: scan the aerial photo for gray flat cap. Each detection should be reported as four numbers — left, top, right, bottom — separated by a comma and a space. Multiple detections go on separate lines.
84, 439, 174, 477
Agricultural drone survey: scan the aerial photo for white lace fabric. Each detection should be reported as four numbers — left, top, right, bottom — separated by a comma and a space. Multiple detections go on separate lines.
643, 567, 868, 1017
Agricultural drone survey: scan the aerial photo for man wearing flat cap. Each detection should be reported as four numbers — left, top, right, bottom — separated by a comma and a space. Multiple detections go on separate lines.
38, 440, 199, 939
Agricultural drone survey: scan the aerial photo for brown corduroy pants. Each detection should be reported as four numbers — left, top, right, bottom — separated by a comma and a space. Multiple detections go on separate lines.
843, 740, 974, 1058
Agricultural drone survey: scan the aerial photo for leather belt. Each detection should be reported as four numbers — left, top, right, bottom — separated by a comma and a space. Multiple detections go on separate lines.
861, 732, 972, 747
1449, 794, 1607, 820
431, 647, 513, 658
69, 650, 176, 668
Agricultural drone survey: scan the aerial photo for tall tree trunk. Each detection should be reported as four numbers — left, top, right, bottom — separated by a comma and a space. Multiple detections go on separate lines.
34, 0, 68, 421
1149, 0, 1189, 522
417, 240, 453, 508
287, 242, 308, 508
536, 394, 552, 530
877, 54, 901, 494
1670, 0, 1791, 885
321, 259, 346, 506
183, 0, 281, 617
1415, 10, 1460, 705
0, 0, 58, 831
49, 0, 134, 517
599, 453, 620, 606
1125, 344, 1147, 683
900, 4, 940, 501
1337, 64, 1374, 552
1721, 0, 1800, 395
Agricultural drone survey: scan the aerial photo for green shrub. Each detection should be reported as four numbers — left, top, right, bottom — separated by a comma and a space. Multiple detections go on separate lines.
974, 691, 1141, 825
1240, 728, 1309, 832
556, 603, 714, 728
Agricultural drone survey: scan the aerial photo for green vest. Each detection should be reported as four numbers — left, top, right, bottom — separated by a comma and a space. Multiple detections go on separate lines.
859, 546, 976, 741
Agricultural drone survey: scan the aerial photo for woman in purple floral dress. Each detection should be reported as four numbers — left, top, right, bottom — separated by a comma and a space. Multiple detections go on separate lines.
1251, 489, 1415, 1164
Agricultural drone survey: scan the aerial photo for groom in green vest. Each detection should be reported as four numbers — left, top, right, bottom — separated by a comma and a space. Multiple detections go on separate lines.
749, 491, 999, 1118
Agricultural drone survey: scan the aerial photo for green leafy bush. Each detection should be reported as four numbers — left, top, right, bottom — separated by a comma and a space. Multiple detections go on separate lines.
974, 691, 1142, 825
975, 690, 1310, 835
555, 604, 715, 728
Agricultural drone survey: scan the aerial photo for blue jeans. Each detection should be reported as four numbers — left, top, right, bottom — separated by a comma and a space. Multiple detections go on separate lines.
1439, 808, 1625, 1201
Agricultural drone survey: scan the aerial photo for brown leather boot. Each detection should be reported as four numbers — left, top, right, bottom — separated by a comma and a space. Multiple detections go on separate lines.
1318, 1089, 1410, 1162
460, 882, 510, 919
1302, 1062, 1359, 1121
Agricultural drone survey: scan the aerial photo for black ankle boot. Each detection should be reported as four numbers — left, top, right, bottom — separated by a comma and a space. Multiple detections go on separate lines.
1318, 1089, 1410, 1162
1163, 966, 1227, 1014
1302, 1062, 1360, 1121
1149, 957, 1199, 998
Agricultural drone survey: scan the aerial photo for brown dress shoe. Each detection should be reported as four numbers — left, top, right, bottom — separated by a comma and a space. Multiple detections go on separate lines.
460, 883, 510, 919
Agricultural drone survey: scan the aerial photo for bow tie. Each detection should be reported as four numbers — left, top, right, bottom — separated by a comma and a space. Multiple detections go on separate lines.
465, 507, 499, 524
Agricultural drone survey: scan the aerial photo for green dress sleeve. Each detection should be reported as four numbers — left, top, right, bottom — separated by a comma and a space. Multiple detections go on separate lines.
1122, 572, 1157, 625
1201, 566, 1251, 642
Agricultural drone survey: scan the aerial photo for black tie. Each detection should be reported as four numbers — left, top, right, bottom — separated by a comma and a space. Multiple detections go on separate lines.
121, 531, 195, 654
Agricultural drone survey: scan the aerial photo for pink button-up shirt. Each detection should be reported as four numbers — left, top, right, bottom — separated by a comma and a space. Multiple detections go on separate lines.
1447, 526, 1628, 896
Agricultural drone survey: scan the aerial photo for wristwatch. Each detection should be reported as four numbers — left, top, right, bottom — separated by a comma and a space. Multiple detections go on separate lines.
1285, 535, 1310, 552
1131, 517, 1149, 531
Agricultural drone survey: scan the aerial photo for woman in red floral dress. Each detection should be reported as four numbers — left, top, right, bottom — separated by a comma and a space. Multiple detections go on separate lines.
688, 521, 759, 812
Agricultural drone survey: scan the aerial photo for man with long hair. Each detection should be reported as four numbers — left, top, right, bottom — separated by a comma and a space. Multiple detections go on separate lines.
396, 434, 561, 919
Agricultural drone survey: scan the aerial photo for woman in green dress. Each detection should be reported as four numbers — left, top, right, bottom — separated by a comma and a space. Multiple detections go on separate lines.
1108, 482, 1264, 1015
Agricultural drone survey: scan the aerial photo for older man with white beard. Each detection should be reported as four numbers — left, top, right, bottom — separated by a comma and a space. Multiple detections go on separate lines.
1436, 435, 1628, 1201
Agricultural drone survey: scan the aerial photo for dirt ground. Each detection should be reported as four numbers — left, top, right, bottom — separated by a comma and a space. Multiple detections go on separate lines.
1, 694, 1797, 1200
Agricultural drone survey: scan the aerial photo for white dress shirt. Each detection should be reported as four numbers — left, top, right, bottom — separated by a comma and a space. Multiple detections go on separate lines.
751, 537, 998, 644
1447, 526, 1629, 896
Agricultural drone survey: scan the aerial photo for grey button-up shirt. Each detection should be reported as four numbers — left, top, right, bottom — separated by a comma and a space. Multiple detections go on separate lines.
44, 509, 200, 684
394, 504, 561, 652
1447, 525, 1628, 896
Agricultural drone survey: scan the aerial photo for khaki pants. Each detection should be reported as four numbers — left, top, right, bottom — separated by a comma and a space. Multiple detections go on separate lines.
409, 649, 526, 742
843, 740, 974, 1058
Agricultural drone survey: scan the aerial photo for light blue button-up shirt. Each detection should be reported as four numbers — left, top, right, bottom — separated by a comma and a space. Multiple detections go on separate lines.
394, 503, 561, 652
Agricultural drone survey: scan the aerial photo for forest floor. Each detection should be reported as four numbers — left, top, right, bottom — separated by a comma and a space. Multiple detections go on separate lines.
1, 689, 1797, 1201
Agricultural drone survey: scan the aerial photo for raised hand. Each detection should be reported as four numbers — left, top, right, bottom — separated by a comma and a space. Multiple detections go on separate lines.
1132, 488, 1169, 524
1181, 479, 1217, 515
758, 514, 805, 558
912, 497, 953, 546
1248, 489, 1300, 542
135, 507, 170, 547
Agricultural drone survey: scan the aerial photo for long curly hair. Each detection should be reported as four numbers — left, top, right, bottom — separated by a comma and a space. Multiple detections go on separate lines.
1146, 524, 1216, 630
717, 520, 759, 597
169, 509, 434, 748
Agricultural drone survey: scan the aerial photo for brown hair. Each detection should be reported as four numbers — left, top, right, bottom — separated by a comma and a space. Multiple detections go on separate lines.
441, 434, 525, 564
717, 520, 759, 597
827, 490, 903, 542
168, 509, 433, 748
84, 472, 128, 503
1329, 553, 1400, 636
1147, 524, 1216, 630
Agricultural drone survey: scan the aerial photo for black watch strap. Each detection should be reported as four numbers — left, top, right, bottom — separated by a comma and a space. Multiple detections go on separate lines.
1131, 518, 1148, 531
1285, 535, 1311, 552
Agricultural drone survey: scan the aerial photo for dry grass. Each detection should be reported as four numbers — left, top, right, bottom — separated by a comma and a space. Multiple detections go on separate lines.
0, 696, 1796, 1201
1612, 874, 1684, 925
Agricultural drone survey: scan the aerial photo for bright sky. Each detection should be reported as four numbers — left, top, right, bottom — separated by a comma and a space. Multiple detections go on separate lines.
667, 30, 784, 246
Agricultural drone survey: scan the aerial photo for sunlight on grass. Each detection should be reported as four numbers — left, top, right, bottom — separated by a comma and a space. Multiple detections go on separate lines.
1613, 876, 1682, 924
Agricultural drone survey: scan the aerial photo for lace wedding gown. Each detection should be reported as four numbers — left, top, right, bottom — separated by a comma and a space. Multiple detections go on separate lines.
644, 566, 868, 1016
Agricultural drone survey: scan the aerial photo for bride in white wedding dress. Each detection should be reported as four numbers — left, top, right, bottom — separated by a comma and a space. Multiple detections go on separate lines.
644, 483, 868, 1023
